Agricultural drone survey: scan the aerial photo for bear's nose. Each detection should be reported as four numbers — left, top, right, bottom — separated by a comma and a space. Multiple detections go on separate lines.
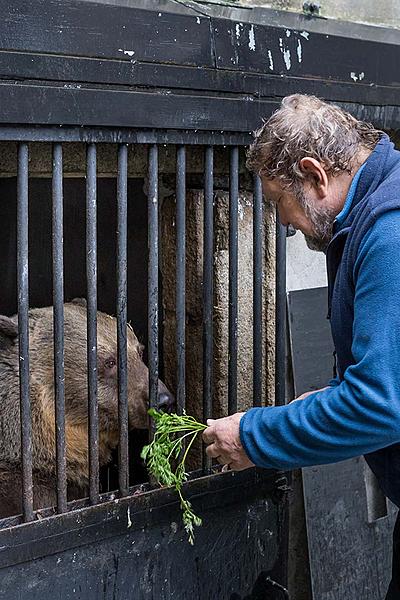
157, 392, 176, 414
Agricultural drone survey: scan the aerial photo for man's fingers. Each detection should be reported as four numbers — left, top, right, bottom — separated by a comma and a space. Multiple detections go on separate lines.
206, 418, 215, 427
205, 444, 220, 459
202, 426, 215, 445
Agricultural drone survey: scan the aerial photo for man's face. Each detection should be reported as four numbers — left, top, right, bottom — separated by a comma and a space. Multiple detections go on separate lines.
261, 176, 338, 252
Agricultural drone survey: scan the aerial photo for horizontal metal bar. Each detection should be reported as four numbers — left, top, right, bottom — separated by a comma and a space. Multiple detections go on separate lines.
0, 126, 252, 146
17, 142, 34, 523
52, 143, 67, 513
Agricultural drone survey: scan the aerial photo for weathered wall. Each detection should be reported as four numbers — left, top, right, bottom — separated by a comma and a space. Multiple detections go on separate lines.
235, 0, 400, 30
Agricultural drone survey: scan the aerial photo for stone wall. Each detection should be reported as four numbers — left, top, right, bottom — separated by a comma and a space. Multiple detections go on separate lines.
161, 187, 276, 467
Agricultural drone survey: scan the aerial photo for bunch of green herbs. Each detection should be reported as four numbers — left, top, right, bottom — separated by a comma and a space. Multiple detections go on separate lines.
141, 408, 207, 544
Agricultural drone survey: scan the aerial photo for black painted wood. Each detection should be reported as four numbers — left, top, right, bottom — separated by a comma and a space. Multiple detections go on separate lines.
288, 286, 398, 600
0, 469, 287, 600
1, 0, 212, 66
0, 1, 398, 130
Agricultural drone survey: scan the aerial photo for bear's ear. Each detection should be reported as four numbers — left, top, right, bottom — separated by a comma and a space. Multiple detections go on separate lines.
70, 298, 87, 308
0, 316, 18, 349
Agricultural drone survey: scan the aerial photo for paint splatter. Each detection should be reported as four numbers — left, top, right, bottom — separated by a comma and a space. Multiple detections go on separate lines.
236, 23, 241, 39
268, 50, 274, 71
118, 49, 135, 57
279, 38, 291, 70
286, 29, 291, 38
249, 25, 256, 51
300, 31, 310, 40
350, 71, 365, 82
297, 39, 302, 63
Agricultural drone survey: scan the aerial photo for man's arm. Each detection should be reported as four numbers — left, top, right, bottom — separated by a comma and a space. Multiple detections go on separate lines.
204, 210, 400, 471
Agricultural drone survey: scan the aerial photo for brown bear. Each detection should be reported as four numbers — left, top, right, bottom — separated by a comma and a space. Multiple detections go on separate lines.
0, 299, 174, 518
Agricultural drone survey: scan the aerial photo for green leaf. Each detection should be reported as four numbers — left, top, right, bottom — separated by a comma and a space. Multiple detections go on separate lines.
141, 410, 207, 543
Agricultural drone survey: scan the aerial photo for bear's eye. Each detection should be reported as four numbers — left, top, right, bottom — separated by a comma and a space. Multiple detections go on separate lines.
105, 358, 116, 370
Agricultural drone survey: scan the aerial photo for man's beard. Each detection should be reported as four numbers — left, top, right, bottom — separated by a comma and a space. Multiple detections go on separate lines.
294, 185, 337, 253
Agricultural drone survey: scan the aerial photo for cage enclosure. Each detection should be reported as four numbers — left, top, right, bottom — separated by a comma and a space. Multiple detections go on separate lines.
0, 0, 399, 599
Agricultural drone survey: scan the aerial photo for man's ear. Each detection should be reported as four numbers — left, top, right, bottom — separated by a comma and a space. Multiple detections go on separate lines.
0, 316, 18, 350
299, 157, 328, 197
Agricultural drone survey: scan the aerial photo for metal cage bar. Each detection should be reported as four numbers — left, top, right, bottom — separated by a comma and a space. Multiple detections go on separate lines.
176, 145, 186, 415
275, 217, 287, 407
148, 144, 159, 436
86, 143, 99, 504
17, 142, 34, 523
253, 175, 263, 407
52, 143, 67, 513
202, 145, 214, 472
228, 146, 239, 415
117, 143, 129, 497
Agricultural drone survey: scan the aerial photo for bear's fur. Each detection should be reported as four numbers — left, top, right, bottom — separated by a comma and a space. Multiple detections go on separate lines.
0, 300, 172, 518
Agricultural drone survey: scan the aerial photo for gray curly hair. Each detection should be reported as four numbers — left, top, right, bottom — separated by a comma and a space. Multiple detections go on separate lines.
246, 94, 381, 188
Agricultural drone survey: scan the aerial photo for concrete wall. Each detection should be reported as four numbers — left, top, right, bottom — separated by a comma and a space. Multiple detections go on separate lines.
237, 0, 400, 30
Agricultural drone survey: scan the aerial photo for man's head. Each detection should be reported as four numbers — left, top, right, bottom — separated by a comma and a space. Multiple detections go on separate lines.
247, 94, 381, 251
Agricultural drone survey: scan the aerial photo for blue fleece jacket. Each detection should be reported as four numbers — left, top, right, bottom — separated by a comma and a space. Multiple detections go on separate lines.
240, 140, 400, 483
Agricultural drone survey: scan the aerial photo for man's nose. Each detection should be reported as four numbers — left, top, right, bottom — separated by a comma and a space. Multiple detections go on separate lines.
156, 391, 176, 413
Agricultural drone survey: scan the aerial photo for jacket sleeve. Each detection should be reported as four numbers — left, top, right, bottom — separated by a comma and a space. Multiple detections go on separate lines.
240, 210, 400, 470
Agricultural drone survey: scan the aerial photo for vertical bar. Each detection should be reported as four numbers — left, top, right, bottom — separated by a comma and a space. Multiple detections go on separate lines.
176, 145, 186, 415
17, 142, 34, 522
117, 144, 129, 497
253, 174, 263, 407
203, 146, 214, 472
86, 143, 99, 504
228, 146, 239, 415
275, 215, 287, 406
52, 143, 67, 513
148, 144, 159, 437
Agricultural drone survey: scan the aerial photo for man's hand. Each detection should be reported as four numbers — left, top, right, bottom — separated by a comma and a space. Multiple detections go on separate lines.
202, 412, 255, 471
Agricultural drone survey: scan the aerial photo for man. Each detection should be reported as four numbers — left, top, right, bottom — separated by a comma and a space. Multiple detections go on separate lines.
202, 94, 400, 598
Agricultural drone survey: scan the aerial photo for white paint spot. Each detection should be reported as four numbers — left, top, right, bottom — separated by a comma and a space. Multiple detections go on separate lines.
285, 29, 291, 37
279, 38, 291, 70
267, 50, 274, 71
158, 12, 162, 16
249, 25, 256, 51
127, 506, 132, 528
196, 16, 200, 24
350, 71, 365, 82
297, 39, 302, 63
300, 31, 309, 40
235, 23, 242, 40
118, 49, 135, 57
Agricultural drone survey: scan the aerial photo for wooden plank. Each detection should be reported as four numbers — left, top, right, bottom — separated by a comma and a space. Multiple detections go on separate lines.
2, 50, 400, 108
0, 82, 278, 130
0, 0, 213, 66
213, 17, 400, 88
